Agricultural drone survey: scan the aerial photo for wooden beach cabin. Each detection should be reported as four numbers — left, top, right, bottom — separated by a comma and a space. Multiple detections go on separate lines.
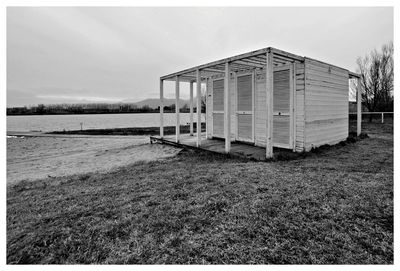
156, 47, 361, 159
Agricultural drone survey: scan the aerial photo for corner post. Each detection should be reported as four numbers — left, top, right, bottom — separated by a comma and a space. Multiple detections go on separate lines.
266, 50, 274, 158
224, 62, 231, 153
159, 79, 164, 138
357, 77, 362, 136
196, 69, 202, 147
175, 76, 180, 143
205, 78, 208, 139
189, 81, 194, 136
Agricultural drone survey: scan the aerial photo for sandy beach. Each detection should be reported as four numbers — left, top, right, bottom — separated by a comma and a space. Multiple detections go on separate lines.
7, 134, 181, 184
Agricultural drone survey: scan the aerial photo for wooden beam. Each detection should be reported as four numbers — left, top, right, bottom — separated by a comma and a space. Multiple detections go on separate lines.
224, 62, 231, 153
349, 71, 361, 79
196, 70, 202, 147
265, 51, 274, 158
203, 68, 225, 73
189, 81, 194, 136
270, 47, 303, 61
357, 78, 362, 136
232, 59, 264, 69
246, 57, 266, 65
161, 47, 308, 81
161, 47, 274, 80
159, 79, 164, 138
175, 76, 180, 143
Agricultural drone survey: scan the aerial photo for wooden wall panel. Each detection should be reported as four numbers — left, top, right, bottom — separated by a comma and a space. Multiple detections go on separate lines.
238, 114, 253, 141
206, 79, 213, 138
304, 59, 349, 151
212, 113, 224, 137
273, 116, 290, 146
208, 75, 237, 139
254, 72, 267, 146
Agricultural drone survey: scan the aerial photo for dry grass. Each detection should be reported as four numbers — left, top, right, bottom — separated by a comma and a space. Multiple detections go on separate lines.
7, 121, 393, 264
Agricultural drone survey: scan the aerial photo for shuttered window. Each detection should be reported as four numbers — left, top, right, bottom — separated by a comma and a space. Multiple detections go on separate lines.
213, 79, 224, 111
212, 79, 224, 137
237, 74, 252, 112
273, 69, 291, 147
237, 74, 253, 142
273, 70, 290, 113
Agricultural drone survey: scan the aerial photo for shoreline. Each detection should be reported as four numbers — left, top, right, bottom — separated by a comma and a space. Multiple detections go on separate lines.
47, 123, 206, 136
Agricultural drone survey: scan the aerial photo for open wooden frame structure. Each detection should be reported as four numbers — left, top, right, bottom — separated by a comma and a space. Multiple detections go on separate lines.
159, 47, 361, 159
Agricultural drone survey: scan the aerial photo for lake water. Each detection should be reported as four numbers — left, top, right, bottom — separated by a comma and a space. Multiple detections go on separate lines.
7, 113, 205, 132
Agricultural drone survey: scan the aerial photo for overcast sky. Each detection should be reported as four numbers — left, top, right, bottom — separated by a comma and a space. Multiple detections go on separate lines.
7, 7, 393, 106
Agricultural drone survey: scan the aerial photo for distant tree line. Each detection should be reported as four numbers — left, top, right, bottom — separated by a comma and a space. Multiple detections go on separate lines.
6, 102, 205, 116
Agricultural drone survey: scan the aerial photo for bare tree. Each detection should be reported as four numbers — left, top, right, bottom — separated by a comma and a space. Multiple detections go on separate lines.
357, 41, 394, 117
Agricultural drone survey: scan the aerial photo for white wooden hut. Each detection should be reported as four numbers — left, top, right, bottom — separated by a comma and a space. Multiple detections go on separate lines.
157, 47, 361, 159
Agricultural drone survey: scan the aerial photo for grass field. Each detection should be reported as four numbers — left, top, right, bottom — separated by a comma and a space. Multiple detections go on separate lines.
7, 121, 393, 264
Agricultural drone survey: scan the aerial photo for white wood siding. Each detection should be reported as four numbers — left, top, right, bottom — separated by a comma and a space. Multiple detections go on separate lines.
304, 59, 349, 151
295, 63, 305, 152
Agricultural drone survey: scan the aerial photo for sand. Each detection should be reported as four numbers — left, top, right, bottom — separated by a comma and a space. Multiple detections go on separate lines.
7, 134, 181, 184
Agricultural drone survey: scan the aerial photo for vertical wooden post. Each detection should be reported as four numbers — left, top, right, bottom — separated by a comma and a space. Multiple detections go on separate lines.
291, 63, 296, 151
357, 77, 362, 136
196, 69, 202, 147
205, 78, 208, 139
189, 81, 194, 136
175, 76, 180, 143
159, 79, 164, 138
224, 62, 231, 153
381, 113, 384, 124
265, 50, 274, 158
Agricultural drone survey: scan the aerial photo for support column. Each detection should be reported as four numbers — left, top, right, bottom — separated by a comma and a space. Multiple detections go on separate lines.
205, 78, 208, 139
159, 79, 164, 138
357, 77, 362, 136
189, 81, 194, 136
196, 69, 202, 147
265, 50, 274, 158
224, 62, 231, 153
175, 76, 180, 143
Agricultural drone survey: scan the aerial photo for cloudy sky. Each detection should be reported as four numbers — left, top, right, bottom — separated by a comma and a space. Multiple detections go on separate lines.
7, 7, 393, 106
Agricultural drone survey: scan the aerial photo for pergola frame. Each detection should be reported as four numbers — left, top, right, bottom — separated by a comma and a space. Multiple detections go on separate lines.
159, 47, 361, 158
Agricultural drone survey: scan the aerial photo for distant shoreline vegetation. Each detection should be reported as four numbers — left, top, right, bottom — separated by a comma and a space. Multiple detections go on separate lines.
6, 103, 205, 116
48, 123, 206, 136
7, 98, 207, 116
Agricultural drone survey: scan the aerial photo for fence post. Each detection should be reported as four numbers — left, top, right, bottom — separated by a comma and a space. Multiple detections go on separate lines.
381, 113, 384, 124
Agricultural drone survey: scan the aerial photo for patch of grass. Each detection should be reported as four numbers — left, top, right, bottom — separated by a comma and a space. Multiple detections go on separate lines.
7, 122, 393, 264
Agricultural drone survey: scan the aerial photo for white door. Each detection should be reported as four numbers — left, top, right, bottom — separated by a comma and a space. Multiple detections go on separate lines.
236, 73, 254, 143
273, 65, 294, 149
